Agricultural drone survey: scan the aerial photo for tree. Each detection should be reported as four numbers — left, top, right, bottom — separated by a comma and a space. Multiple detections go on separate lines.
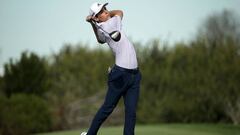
197, 10, 240, 48
3, 51, 48, 97
195, 9, 240, 124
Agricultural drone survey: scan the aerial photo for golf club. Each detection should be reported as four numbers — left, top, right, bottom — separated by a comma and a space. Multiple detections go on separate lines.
91, 20, 121, 42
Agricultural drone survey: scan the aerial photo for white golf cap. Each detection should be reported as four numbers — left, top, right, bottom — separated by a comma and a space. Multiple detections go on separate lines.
89, 2, 108, 17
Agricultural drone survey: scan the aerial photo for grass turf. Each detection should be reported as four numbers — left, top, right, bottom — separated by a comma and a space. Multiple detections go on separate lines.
36, 124, 240, 135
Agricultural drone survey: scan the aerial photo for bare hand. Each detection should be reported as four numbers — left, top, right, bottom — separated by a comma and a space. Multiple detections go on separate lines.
86, 15, 93, 22
86, 15, 98, 23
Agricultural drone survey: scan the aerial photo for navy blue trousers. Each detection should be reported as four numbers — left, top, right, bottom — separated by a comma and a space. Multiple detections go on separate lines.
87, 65, 141, 135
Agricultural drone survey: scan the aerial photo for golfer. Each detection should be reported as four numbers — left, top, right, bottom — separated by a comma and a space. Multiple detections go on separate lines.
81, 2, 141, 135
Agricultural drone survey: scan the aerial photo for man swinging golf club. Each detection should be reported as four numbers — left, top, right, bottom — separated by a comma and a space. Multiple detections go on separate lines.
81, 2, 141, 135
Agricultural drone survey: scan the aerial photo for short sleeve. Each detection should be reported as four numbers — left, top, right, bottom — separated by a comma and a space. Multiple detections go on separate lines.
102, 15, 122, 33
96, 15, 122, 43
111, 15, 122, 31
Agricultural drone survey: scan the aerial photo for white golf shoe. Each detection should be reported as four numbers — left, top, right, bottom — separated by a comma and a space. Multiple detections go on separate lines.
80, 132, 87, 135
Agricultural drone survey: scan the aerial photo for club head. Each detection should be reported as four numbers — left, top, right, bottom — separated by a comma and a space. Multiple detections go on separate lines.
110, 31, 121, 42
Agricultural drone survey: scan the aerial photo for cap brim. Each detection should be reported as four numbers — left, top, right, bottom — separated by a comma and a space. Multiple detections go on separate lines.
103, 3, 108, 7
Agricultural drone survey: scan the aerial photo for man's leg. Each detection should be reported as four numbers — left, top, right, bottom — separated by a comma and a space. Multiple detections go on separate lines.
123, 72, 141, 135
87, 68, 127, 135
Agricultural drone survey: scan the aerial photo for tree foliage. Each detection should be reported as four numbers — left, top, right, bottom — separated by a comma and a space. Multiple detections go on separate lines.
3, 51, 48, 97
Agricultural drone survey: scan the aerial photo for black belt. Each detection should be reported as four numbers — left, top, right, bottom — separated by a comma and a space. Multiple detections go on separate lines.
114, 65, 139, 74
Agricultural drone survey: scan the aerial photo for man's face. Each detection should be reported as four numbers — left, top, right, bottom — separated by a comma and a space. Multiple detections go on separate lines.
96, 7, 110, 22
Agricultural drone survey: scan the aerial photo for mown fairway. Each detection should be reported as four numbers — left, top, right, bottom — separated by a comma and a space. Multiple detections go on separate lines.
36, 124, 240, 135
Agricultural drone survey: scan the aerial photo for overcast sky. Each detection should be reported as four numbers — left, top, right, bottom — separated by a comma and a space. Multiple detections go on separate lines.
1, 0, 240, 75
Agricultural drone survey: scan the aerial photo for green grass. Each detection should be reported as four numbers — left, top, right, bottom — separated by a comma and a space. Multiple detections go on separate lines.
36, 124, 240, 135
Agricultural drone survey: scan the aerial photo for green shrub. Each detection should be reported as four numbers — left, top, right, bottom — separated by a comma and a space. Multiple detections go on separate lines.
0, 94, 51, 135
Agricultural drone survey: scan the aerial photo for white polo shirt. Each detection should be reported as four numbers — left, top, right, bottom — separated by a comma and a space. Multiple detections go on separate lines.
96, 15, 138, 69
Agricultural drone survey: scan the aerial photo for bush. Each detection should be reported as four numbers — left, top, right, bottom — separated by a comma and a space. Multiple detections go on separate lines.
0, 95, 7, 133
0, 94, 51, 135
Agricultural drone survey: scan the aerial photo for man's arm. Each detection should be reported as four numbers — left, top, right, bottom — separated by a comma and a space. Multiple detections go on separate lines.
90, 22, 105, 44
86, 16, 105, 44
109, 10, 123, 19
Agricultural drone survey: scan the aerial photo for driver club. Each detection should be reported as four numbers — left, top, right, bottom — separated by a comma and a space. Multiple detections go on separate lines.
91, 20, 121, 42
